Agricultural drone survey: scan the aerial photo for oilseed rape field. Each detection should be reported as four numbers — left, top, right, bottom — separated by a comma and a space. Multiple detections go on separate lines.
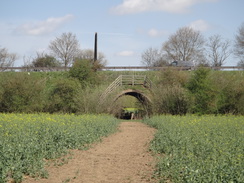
143, 115, 244, 183
0, 113, 119, 183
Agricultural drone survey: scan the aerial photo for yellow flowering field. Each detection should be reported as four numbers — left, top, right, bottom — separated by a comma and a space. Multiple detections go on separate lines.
143, 115, 244, 183
0, 113, 119, 183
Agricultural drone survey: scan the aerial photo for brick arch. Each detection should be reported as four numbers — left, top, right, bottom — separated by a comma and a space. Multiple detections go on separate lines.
114, 89, 152, 115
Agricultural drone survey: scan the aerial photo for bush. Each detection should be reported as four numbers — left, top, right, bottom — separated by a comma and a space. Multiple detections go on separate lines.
75, 85, 108, 114
0, 73, 46, 113
152, 85, 189, 115
186, 68, 216, 114
212, 71, 244, 114
156, 69, 189, 87
69, 59, 97, 87
32, 54, 61, 68
46, 78, 81, 113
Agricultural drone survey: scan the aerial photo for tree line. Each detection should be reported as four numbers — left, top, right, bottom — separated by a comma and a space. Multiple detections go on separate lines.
141, 23, 244, 67
0, 32, 106, 71
1, 23, 244, 70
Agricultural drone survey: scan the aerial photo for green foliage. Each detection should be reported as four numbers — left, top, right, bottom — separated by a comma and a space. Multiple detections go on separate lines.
32, 54, 61, 67
69, 59, 97, 86
212, 71, 244, 114
0, 70, 243, 115
143, 115, 244, 183
0, 113, 119, 183
0, 73, 46, 113
47, 78, 81, 113
150, 69, 190, 115
0, 71, 109, 114
152, 85, 189, 115
187, 68, 210, 92
187, 68, 216, 114
75, 85, 107, 114
156, 69, 189, 87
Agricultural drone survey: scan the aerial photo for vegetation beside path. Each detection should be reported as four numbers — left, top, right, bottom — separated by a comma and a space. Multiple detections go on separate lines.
1, 114, 243, 183
0, 113, 119, 183
143, 115, 244, 182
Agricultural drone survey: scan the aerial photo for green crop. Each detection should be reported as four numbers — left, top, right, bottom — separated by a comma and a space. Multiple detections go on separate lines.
143, 115, 244, 183
0, 113, 119, 183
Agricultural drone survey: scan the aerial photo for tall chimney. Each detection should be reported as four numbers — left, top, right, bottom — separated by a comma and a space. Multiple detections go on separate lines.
94, 32, 97, 62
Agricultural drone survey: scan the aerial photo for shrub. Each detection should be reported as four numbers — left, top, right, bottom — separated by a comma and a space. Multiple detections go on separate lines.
69, 59, 97, 87
0, 73, 46, 113
212, 71, 244, 114
32, 54, 61, 68
75, 85, 108, 114
186, 68, 216, 114
156, 68, 189, 87
152, 85, 189, 115
47, 78, 81, 113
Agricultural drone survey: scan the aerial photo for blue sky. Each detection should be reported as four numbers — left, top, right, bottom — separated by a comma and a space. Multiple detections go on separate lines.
0, 0, 243, 66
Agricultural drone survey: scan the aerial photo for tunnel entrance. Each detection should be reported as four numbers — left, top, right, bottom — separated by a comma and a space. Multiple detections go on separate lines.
113, 89, 152, 120
100, 75, 153, 119
118, 107, 146, 120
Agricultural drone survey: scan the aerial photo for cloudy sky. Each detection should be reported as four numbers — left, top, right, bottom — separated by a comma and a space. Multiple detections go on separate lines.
0, 0, 243, 66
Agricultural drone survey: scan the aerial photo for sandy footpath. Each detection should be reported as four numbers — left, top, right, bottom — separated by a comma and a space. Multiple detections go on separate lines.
23, 122, 157, 183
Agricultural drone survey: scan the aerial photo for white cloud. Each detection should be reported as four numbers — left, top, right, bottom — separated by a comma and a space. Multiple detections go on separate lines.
189, 19, 211, 32
147, 28, 168, 37
111, 0, 218, 15
15, 14, 74, 36
116, 51, 135, 56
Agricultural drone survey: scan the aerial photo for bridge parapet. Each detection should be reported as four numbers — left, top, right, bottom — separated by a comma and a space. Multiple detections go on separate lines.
100, 75, 152, 102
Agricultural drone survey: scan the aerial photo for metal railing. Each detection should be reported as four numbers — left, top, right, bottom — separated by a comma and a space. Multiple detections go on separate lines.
1, 66, 244, 72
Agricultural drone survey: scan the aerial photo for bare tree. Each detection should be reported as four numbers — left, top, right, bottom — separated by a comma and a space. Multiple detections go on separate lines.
77, 49, 94, 60
0, 47, 17, 71
207, 34, 231, 67
237, 60, 244, 67
141, 47, 168, 67
234, 23, 244, 66
76, 49, 107, 71
162, 27, 206, 64
22, 55, 33, 67
49, 32, 80, 68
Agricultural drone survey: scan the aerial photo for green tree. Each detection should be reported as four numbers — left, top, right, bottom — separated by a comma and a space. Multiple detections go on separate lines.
47, 78, 81, 113
69, 59, 97, 86
32, 53, 61, 69
76, 49, 107, 71
186, 68, 216, 114
0, 73, 45, 112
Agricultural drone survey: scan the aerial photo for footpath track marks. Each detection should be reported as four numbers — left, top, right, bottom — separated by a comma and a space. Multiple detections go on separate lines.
23, 122, 156, 183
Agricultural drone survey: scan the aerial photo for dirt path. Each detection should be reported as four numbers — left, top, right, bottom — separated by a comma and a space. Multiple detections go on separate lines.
23, 122, 157, 183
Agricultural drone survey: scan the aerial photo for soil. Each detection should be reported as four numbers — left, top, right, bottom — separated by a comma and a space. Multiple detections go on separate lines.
23, 122, 157, 183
